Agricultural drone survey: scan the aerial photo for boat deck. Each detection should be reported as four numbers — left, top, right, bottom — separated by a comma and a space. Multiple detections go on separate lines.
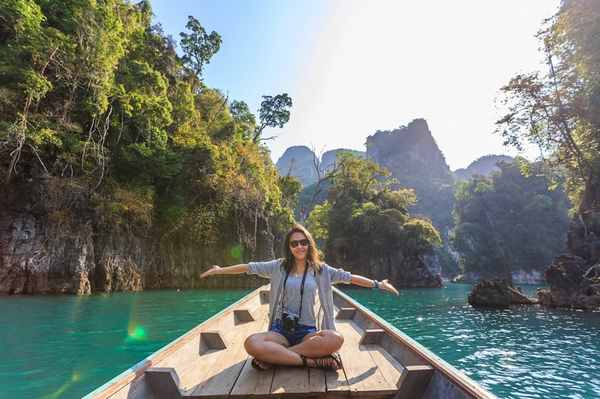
183, 319, 406, 399
88, 286, 496, 399
143, 288, 433, 399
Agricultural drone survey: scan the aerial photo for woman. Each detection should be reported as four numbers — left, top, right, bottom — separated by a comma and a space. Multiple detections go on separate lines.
199, 224, 399, 371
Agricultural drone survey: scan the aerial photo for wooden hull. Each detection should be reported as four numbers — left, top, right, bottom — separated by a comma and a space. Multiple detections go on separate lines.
84, 285, 497, 399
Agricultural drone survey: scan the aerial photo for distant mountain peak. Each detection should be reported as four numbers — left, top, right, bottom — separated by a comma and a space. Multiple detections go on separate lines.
276, 146, 365, 186
453, 154, 514, 181
366, 118, 452, 182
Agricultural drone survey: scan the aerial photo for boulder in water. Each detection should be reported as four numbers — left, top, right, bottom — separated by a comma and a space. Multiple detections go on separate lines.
468, 279, 536, 309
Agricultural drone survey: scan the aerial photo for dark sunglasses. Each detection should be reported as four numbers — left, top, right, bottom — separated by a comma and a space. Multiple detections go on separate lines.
290, 239, 309, 248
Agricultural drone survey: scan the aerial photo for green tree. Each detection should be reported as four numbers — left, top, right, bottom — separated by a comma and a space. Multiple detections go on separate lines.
253, 93, 292, 142
496, 0, 600, 212
306, 153, 440, 261
179, 15, 222, 90
451, 160, 570, 279
230, 100, 256, 140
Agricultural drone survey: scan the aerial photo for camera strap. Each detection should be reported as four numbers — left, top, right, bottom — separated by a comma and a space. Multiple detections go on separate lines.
281, 264, 310, 321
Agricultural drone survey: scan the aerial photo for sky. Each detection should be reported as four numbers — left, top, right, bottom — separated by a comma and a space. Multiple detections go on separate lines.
151, 0, 560, 170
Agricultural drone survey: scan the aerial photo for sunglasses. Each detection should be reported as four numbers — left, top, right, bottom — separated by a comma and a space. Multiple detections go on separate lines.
290, 239, 310, 248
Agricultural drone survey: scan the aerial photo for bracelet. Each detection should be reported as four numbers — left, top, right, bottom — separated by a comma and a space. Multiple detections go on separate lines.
372, 280, 380, 289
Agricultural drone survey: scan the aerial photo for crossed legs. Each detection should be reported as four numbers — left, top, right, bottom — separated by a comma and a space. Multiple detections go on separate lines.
244, 329, 344, 367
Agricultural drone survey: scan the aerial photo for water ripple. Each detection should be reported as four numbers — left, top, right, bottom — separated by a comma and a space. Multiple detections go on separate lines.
343, 283, 600, 399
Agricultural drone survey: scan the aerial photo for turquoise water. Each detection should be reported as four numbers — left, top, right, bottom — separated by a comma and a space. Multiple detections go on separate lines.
0, 289, 252, 399
348, 284, 600, 399
0, 284, 599, 398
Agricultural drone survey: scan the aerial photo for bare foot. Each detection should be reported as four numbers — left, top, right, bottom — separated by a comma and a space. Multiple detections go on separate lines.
251, 358, 272, 371
303, 353, 342, 370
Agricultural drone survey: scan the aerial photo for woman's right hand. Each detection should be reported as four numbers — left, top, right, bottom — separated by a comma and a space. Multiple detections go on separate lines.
199, 265, 221, 279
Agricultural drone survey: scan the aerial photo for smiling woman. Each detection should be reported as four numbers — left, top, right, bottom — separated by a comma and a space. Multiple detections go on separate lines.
199, 223, 399, 371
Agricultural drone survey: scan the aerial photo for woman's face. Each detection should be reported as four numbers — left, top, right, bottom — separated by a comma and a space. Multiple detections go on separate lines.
289, 231, 309, 261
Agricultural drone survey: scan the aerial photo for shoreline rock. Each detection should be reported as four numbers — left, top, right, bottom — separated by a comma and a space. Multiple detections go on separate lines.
536, 254, 600, 310
468, 279, 537, 309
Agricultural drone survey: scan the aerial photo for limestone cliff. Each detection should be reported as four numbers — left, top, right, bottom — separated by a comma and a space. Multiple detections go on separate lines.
326, 240, 442, 288
453, 155, 514, 182
320, 149, 365, 174
275, 146, 319, 186
366, 119, 454, 234
365, 119, 457, 276
275, 146, 365, 187
537, 175, 600, 309
0, 176, 273, 294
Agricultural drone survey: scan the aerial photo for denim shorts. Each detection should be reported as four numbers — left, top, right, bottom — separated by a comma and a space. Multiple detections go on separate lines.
269, 319, 317, 346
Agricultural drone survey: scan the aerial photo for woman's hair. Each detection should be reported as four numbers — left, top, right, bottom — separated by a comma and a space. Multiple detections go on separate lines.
282, 224, 323, 274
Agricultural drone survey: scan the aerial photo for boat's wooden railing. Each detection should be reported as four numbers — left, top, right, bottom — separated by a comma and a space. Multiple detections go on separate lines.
83, 287, 267, 399
85, 285, 497, 399
332, 287, 497, 399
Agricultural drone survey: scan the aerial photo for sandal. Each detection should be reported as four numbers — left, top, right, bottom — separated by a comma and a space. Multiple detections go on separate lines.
251, 357, 273, 371
300, 352, 342, 370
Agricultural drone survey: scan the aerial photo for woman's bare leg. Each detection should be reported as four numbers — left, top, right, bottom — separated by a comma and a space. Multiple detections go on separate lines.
244, 331, 304, 366
288, 329, 343, 357
244, 329, 344, 368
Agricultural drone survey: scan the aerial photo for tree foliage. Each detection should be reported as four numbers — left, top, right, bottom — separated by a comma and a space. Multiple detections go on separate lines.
451, 160, 570, 279
496, 0, 600, 211
306, 153, 441, 261
0, 0, 295, 257
179, 15, 221, 90
253, 93, 292, 142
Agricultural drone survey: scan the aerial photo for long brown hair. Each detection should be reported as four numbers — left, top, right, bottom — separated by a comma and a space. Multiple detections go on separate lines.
282, 224, 323, 274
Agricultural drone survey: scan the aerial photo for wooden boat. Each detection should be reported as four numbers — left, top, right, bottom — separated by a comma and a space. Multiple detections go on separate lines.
84, 285, 497, 399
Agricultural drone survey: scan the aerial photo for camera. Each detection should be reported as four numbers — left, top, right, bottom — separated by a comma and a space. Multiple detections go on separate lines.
281, 311, 299, 333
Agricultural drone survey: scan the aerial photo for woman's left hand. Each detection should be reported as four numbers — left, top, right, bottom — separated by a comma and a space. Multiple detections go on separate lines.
380, 279, 399, 296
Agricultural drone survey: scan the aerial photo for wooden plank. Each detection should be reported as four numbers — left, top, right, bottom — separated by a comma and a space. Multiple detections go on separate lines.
360, 329, 385, 345
328, 321, 397, 396
332, 287, 496, 399
229, 357, 274, 397
365, 345, 405, 388
163, 296, 266, 392
259, 289, 270, 304
200, 331, 227, 351
335, 307, 357, 320
325, 366, 350, 396
234, 309, 255, 323
186, 305, 270, 397
228, 311, 275, 398
308, 368, 326, 394
145, 368, 182, 398
395, 365, 434, 399
87, 287, 266, 399
270, 366, 310, 396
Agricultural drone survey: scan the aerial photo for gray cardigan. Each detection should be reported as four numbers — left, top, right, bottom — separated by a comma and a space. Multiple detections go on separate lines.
247, 259, 352, 331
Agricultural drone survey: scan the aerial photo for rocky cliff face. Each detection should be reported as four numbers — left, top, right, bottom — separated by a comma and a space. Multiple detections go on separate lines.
366, 119, 454, 233
275, 146, 319, 186
326, 240, 442, 288
365, 119, 457, 277
0, 176, 274, 295
320, 149, 365, 174
453, 155, 514, 182
535, 172, 600, 310
275, 146, 365, 187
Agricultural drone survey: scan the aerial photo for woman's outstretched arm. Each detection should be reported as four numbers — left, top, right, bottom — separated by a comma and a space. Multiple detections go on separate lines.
199, 264, 249, 278
350, 274, 400, 296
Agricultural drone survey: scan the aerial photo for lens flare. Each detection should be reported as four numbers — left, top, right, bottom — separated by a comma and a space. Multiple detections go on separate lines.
230, 244, 243, 260
127, 324, 147, 342
42, 371, 81, 399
